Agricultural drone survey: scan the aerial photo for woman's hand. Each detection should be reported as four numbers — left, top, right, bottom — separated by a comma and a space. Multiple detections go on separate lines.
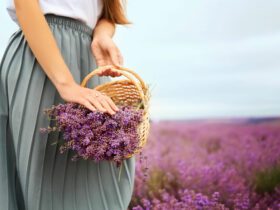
95, 64, 123, 77
57, 81, 119, 115
85, 18, 123, 113
91, 34, 123, 77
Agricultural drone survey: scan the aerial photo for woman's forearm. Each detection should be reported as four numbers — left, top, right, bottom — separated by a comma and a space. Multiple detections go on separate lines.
14, 0, 75, 90
93, 18, 116, 38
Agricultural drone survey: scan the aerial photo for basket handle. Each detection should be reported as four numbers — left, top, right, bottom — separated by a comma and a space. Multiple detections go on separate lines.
80, 66, 148, 104
114, 66, 148, 92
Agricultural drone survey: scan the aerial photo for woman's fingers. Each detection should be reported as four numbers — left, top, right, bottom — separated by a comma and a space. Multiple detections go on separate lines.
98, 97, 116, 115
108, 46, 123, 66
104, 96, 119, 112
97, 65, 122, 77
85, 90, 119, 115
91, 35, 124, 72
92, 49, 106, 67
92, 40, 123, 76
88, 96, 107, 113
80, 99, 97, 112
97, 65, 114, 75
117, 51, 124, 66
59, 82, 118, 115
111, 67, 122, 76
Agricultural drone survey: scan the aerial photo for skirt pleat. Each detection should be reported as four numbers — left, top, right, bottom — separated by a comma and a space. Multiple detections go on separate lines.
0, 14, 135, 210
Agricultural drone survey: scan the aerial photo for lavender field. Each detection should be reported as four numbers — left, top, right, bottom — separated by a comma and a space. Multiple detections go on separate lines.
129, 118, 280, 210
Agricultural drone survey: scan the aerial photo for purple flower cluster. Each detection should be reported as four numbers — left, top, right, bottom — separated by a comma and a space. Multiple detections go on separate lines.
40, 102, 144, 167
132, 189, 226, 210
131, 119, 280, 209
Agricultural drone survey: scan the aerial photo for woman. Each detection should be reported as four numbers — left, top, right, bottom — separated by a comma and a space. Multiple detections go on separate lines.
0, 0, 135, 210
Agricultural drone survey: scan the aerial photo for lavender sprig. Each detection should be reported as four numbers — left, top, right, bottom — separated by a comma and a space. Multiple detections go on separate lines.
40, 102, 145, 171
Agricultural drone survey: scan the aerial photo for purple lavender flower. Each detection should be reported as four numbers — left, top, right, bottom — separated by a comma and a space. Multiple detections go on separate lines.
41, 102, 144, 168
129, 119, 280, 209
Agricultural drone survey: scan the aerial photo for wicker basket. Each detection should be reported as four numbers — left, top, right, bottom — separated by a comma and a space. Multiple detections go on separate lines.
80, 66, 151, 159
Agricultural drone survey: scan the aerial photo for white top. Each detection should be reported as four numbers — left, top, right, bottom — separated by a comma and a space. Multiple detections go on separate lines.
6, 0, 104, 30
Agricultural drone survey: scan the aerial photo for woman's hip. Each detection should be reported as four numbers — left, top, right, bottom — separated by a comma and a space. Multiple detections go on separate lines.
0, 13, 110, 143
0, 14, 107, 103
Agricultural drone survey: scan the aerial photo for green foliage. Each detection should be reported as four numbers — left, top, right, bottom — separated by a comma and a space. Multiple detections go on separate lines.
254, 165, 280, 194
146, 168, 180, 198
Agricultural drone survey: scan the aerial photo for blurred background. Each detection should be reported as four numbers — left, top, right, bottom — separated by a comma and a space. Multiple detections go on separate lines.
116, 0, 280, 121
1, 1, 280, 209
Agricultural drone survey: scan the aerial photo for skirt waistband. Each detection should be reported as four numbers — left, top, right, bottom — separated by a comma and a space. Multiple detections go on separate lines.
44, 14, 93, 37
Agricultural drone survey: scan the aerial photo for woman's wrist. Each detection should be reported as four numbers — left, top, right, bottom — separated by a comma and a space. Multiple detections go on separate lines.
53, 70, 77, 92
93, 18, 116, 38
55, 76, 76, 89
92, 33, 111, 43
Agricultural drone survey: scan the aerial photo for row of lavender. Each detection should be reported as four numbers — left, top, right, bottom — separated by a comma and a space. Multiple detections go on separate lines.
130, 119, 280, 210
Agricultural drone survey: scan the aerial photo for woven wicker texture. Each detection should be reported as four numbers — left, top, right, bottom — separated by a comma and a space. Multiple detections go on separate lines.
80, 66, 151, 158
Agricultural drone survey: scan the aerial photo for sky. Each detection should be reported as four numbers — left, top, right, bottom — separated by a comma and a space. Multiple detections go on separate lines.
1, 0, 280, 121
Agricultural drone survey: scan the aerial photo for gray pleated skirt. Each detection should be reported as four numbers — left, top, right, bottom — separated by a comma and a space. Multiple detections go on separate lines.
0, 14, 135, 210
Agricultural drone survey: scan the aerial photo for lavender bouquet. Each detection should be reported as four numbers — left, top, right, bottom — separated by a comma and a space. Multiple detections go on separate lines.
40, 102, 144, 179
